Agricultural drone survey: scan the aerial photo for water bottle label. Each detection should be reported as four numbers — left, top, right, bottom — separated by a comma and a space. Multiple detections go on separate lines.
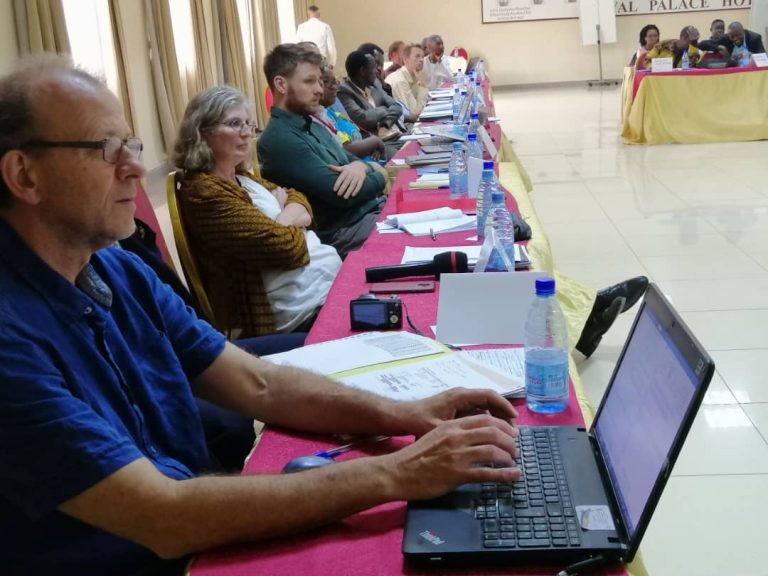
525, 357, 568, 399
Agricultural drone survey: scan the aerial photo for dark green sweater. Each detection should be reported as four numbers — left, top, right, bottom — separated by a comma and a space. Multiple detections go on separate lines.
257, 106, 386, 243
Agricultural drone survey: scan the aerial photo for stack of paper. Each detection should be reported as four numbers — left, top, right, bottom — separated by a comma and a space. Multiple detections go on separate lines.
419, 100, 453, 120
428, 89, 455, 99
409, 173, 449, 189
384, 208, 476, 237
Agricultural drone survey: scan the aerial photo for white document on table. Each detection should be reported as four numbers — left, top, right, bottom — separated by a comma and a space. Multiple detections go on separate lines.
460, 348, 526, 398
403, 215, 476, 236
263, 331, 445, 374
651, 57, 673, 72
436, 271, 546, 345
338, 354, 523, 402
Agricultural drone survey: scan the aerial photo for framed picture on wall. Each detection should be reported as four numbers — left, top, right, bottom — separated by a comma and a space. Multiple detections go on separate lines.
481, 0, 579, 23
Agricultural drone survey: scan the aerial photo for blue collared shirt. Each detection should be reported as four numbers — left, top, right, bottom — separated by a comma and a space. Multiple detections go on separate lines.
0, 219, 226, 575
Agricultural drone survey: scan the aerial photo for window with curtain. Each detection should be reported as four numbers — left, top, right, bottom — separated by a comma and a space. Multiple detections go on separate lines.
61, 0, 119, 95
275, 0, 296, 44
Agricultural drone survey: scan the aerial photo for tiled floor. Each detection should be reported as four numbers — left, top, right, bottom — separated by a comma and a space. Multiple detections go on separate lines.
493, 85, 768, 576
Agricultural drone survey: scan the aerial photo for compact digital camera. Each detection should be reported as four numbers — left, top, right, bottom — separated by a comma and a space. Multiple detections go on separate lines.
349, 294, 402, 331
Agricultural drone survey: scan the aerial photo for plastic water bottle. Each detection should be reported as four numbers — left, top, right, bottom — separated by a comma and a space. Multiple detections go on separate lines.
476, 160, 496, 240
476, 59, 486, 81
525, 277, 569, 414
468, 112, 480, 136
456, 89, 468, 124
740, 50, 750, 67
452, 86, 461, 123
487, 188, 516, 266
681, 50, 689, 70
474, 79, 485, 108
448, 142, 468, 199
467, 133, 483, 161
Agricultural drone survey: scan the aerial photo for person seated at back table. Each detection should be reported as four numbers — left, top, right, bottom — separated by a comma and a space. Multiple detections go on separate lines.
386, 43, 430, 118
646, 25, 702, 69
722, 21, 766, 66
337, 50, 406, 138
258, 44, 388, 258
423, 34, 454, 90
695, 19, 732, 61
173, 85, 342, 338
633, 24, 659, 69
385, 40, 405, 78
0, 53, 522, 576
316, 64, 387, 162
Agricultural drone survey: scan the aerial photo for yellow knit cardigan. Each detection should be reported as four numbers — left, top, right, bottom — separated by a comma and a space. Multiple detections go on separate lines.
177, 171, 313, 337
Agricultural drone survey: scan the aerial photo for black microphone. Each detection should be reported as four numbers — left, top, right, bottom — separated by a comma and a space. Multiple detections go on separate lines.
365, 251, 469, 283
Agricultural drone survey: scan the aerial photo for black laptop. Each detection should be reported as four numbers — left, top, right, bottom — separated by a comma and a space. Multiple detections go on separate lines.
403, 284, 714, 566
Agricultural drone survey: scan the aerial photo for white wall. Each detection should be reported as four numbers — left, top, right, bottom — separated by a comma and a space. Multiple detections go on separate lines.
318, 0, 750, 85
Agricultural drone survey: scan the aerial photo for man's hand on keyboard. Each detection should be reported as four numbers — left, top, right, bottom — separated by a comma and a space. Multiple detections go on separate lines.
382, 414, 522, 501
396, 387, 518, 438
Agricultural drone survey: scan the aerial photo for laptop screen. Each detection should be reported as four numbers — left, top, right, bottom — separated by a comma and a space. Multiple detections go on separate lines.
592, 303, 700, 540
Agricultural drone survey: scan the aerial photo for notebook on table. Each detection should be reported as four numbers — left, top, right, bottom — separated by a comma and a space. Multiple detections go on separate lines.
403, 283, 714, 566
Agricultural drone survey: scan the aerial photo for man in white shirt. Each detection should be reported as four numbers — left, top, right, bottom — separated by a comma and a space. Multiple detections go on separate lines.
422, 34, 454, 90
295, 5, 337, 67
386, 44, 429, 117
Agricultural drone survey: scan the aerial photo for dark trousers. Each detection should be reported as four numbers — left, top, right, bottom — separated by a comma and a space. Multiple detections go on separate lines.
197, 332, 307, 472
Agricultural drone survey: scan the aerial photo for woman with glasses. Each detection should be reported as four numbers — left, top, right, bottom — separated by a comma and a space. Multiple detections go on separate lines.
173, 85, 341, 337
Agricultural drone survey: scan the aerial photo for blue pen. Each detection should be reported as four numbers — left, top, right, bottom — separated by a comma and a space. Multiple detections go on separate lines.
314, 435, 390, 459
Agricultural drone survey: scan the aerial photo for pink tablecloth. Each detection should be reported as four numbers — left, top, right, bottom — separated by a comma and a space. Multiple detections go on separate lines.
632, 63, 763, 99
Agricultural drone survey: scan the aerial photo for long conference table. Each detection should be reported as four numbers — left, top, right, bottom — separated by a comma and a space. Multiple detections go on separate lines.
621, 64, 768, 145
189, 85, 639, 576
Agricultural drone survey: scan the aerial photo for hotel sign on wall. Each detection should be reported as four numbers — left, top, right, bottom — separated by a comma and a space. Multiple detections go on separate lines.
481, 0, 751, 23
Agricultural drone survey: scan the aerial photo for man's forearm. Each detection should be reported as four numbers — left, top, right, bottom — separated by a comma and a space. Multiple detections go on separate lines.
60, 455, 399, 560
193, 345, 412, 436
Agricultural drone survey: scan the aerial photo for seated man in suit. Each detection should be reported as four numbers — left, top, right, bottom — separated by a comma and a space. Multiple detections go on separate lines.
724, 21, 765, 65
337, 50, 405, 136
695, 19, 732, 62
423, 34, 454, 90
258, 44, 388, 258
357, 42, 394, 97
386, 43, 429, 118
0, 53, 521, 575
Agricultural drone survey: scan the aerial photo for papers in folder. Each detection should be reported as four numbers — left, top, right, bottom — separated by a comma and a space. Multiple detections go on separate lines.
262, 330, 524, 401
384, 208, 476, 236
409, 173, 449, 189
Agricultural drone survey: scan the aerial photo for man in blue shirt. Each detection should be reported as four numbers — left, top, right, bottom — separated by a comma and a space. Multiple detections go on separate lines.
0, 56, 520, 575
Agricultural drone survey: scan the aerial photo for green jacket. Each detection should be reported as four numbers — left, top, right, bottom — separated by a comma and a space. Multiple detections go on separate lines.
257, 106, 386, 243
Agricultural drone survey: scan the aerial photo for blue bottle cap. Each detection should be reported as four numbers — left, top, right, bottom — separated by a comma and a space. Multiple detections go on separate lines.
467, 133, 477, 141
471, 113, 479, 119
483, 160, 494, 170
535, 277, 556, 296
452, 141, 463, 150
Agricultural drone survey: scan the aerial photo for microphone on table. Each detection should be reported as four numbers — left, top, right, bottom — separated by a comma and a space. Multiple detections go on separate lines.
365, 251, 469, 283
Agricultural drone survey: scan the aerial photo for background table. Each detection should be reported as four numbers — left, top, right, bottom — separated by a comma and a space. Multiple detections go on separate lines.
621, 65, 768, 144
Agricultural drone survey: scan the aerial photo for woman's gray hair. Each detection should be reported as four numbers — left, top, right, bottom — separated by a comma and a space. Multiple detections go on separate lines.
172, 85, 252, 173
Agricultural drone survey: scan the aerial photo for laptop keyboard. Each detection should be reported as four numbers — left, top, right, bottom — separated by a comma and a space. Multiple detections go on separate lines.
475, 427, 581, 549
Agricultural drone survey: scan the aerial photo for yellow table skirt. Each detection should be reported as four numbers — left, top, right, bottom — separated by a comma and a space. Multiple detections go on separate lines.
499, 159, 649, 576
622, 68, 768, 145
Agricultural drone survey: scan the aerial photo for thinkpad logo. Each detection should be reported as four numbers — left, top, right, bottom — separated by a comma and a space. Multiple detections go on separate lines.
419, 530, 445, 545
